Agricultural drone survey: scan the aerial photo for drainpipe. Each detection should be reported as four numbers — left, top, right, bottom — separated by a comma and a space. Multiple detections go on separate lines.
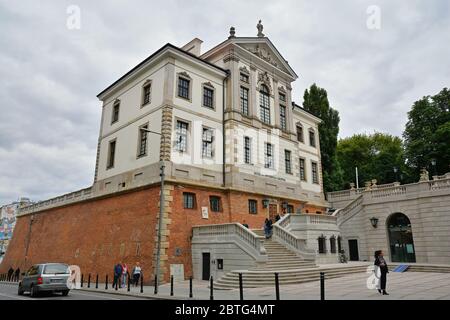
222, 71, 230, 187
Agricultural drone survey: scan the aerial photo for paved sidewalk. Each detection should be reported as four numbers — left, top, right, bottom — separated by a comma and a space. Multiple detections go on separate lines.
80, 271, 450, 300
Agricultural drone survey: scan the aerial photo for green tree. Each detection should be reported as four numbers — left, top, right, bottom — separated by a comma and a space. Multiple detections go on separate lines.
336, 133, 406, 187
303, 84, 344, 192
403, 88, 450, 179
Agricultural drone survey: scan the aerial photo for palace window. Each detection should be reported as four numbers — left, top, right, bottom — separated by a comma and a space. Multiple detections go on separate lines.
312, 161, 319, 184
330, 236, 337, 254
137, 124, 148, 157
299, 158, 306, 181
142, 83, 151, 106
309, 129, 316, 147
203, 86, 214, 109
178, 77, 190, 100
111, 101, 120, 124
175, 120, 188, 152
107, 140, 116, 169
318, 236, 326, 254
280, 105, 287, 131
264, 143, 274, 169
296, 125, 304, 142
183, 193, 196, 209
202, 127, 214, 158
337, 236, 342, 253
285, 150, 292, 174
279, 93, 286, 103
259, 85, 271, 124
287, 205, 294, 214
248, 199, 257, 214
240, 86, 249, 116
240, 73, 249, 83
244, 136, 251, 164
210, 196, 222, 212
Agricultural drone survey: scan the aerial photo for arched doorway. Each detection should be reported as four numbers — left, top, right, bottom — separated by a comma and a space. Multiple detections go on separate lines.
387, 213, 416, 262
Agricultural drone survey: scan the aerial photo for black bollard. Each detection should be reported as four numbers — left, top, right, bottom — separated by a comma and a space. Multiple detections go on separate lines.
81, 274, 84, 288
320, 272, 325, 301
140, 274, 144, 293
189, 276, 193, 298
105, 275, 108, 290
170, 275, 174, 296
95, 274, 98, 289
239, 273, 244, 300
115, 276, 118, 290
154, 275, 158, 294
88, 274, 91, 288
127, 274, 131, 292
274, 273, 280, 300
210, 276, 214, 300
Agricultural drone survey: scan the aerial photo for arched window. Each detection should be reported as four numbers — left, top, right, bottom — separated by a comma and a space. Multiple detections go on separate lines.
259, 85, 270, 124
318, 235, 326, 254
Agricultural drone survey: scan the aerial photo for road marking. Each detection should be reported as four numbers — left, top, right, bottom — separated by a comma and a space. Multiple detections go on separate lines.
0, 292, 28, 300
69, 290, 121, 300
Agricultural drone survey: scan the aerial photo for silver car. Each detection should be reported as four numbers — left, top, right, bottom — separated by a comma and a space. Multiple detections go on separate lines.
18, 263, 70, 297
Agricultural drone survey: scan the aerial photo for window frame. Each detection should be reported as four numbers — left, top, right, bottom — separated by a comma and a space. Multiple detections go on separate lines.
259, 85, 271, 124
202, 127, 214, 158
137, 123, 149, 158
296, 124, 304, 143
202, 83, 215, 110
141, 80, 152, 107
240, 72, 249, 83
264, 142, 274, 169
311, 161, 319, 184
284, 149, 292, 174
309, 129, 316, 147
209, 196, 222, 212
106, 139, 116, 170
299, 157, 307, 181
183, 192, 196, 209
280, 105, 287, 131
240, 86, 249, 116
248, 199, 258, 214
111, 101, 120, 124
177, 72, 192, 101
318, 236, 327, 254
175, 120, 189, 153
244, 136, 252, 165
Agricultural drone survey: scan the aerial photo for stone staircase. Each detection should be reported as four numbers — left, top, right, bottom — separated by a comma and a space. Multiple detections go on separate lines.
214, 229, 369, 289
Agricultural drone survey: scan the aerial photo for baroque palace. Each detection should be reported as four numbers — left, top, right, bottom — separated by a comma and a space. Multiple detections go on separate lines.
2, 22, 449, 286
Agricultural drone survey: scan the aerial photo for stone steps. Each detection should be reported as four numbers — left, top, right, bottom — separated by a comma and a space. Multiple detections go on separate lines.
214, 265, 369, 289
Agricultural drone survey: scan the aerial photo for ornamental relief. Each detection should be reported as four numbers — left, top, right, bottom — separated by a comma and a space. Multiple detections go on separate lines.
257, 71, 272, 92
246, 44, 278, 67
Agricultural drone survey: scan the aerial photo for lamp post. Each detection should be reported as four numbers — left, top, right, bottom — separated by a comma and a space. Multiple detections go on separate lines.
393, 167, 398, 182
431, 159, 437, 177
140, 128, 165, 293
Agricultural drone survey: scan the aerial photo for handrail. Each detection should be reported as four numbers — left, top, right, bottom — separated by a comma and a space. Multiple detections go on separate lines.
192, 223, 267, 257
333, 194, 363, 217
272, 224, 316, 260
274, 213, 291, 228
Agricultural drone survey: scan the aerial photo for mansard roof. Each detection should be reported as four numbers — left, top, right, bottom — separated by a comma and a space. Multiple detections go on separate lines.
201, 37, 298, 80
97, 43, 228, 100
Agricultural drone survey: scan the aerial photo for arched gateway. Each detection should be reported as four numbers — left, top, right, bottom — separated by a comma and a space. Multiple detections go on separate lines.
387, 213, 416, 262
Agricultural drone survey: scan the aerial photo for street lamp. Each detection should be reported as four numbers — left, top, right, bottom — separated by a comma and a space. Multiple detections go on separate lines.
369, 217, 379, 228
140, 127, 165, 293
431, 158, 437, 177
393, 167, 399, 182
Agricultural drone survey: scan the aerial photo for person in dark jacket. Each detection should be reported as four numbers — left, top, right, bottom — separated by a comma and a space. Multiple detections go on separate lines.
113, 262, 123, 289
374, 250, 389, 295
7, 267, 14, 281
14, 268, 20, 282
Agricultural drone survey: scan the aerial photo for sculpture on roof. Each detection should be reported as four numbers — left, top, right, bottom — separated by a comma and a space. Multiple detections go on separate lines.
257, 20, 264, 37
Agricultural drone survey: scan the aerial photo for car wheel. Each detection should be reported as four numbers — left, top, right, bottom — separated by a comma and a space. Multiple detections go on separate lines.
30, 285, 38, 298
17, 284, 24, 296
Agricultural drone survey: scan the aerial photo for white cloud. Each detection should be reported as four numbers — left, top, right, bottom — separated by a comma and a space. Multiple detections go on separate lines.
0, 0, 448, 203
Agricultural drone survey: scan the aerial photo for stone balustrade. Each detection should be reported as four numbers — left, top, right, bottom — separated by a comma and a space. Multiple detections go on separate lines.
272, 222, 316, 260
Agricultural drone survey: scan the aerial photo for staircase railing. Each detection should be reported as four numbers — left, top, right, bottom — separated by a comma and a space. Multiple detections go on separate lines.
334, 194, 364, 225
275, 213, 291, 229
272, 222, 316, 261
192, 223, 267, 260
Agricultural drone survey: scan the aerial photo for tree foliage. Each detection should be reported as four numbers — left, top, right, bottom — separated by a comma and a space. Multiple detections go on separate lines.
303, 84, 344, 192
403, 88, 450, 179
336, 133, 407, 187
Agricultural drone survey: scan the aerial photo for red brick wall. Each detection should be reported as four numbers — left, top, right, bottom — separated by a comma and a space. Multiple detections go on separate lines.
0, 187, 160, 284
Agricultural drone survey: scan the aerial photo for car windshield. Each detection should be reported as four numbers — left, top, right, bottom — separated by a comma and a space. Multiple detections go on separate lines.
43, 264, 69, 274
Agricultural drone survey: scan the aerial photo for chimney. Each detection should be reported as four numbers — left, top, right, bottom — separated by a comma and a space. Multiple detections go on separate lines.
180, 38, 203, 56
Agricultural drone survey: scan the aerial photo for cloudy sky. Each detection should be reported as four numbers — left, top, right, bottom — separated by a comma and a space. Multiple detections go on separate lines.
0, 0, 449, 204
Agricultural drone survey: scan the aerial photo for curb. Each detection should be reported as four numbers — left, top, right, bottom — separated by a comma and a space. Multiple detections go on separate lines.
78, 287, 198, 300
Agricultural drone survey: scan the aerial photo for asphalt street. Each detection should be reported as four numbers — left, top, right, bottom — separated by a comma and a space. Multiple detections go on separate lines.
0, 282, 148, 300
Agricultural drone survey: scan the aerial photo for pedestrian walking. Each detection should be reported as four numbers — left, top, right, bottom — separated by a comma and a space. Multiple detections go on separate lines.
264, 218, 273, 239
113, 262, 123, 289
242, 220, 249, 229
121, 262, 129, 288
132, 262, 142, 287
14, 268, 20, 282
275, 214, 281, 222
374, 250, 389, 295
7, 267, 14, 281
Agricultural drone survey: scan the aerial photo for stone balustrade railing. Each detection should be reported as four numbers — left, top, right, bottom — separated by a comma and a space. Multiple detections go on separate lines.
272, 222, 316, 260
192, 223, 267, 259
18, 187, 93, 215
275, 212, 291, 229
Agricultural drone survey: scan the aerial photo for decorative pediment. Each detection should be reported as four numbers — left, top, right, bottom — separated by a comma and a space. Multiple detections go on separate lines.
178, 71, 191, 79
203, 81, 214, 88
278, 86, 286, 94
239, 66, 250, 74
